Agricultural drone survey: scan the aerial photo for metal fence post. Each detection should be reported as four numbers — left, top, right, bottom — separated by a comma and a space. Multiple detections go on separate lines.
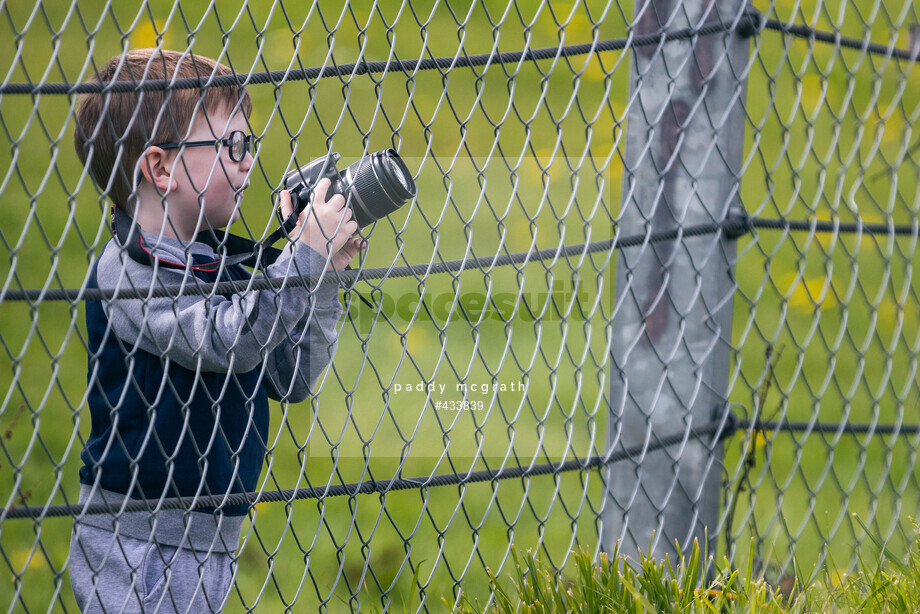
602, 0, 751, 563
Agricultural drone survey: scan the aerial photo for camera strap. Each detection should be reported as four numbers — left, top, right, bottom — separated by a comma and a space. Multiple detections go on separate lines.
111, 206, 375, 310
111, 206, 299, 271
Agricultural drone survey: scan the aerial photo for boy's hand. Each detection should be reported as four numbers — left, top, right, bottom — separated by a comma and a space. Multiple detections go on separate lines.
331, 235, 364, 271
280, 178, 363, 270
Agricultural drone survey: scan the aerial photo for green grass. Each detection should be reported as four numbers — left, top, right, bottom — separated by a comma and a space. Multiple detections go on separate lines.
1, 0, 919, 611
455, 520, 920, 613
455, 538, 796, 613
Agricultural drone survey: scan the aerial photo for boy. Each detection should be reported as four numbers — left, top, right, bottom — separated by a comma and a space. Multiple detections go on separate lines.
70, 48, 361, 612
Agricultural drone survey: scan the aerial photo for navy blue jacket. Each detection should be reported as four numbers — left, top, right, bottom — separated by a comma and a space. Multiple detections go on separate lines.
81, 256, 268, 516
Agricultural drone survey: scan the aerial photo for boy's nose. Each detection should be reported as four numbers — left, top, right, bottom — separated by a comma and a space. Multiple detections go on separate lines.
239, 150, 254, 172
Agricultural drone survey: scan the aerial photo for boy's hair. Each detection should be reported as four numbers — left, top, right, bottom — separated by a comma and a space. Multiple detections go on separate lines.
74, 49, 252, 209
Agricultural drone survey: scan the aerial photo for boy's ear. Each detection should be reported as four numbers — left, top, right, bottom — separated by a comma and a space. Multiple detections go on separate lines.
138, 146, 177, 192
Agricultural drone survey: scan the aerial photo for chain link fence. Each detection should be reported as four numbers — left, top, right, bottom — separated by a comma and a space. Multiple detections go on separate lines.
0, 0, 918, 611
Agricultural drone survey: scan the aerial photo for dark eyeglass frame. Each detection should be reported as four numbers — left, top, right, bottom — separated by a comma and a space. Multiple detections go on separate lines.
156, 130, 255, 162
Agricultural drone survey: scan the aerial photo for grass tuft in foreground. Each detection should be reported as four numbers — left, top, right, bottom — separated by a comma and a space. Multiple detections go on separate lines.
820, 517, 920, 613
450, 520, 920, 613
452, 538, 797, 613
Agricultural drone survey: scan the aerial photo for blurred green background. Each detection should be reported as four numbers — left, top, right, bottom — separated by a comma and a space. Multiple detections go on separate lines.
0, 0, 918, 611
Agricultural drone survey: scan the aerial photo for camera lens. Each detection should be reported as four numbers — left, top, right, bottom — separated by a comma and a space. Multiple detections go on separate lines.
390, 162, 410, 193
342, 149, 416, 227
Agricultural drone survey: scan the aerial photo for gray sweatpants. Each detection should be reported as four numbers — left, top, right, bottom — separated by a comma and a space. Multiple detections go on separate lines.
69, 523, 234, 613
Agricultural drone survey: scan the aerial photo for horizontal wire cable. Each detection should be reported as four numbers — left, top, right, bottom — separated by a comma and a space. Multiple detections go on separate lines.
2, 214, 917, 303
5, 414, 918, 521
750, 217, 920, 235
1, 11, 915, 97
760, 18, 920, 61
752, 419, 920, 436
1, 415, 736, 520
0, 16, 753, 96
0, 218, 736, 303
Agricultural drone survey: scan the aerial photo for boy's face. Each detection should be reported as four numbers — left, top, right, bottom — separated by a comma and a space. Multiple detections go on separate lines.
168, 104, 253, 232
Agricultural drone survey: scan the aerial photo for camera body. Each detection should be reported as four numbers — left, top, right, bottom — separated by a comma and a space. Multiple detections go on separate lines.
283, 149, 416, 228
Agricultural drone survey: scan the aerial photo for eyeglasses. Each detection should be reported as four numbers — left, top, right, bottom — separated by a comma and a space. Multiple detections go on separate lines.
156, 130, 255, 162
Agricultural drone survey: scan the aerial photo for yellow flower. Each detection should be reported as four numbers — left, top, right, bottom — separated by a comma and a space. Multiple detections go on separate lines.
751, 429, 773, 450
799, 74, 826, 117
780, 273, 838, 312
11, 548, 44, 571
129, 20, 168, 49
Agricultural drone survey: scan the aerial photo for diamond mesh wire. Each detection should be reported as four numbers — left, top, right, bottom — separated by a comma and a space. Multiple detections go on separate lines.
0, 0, 918, 611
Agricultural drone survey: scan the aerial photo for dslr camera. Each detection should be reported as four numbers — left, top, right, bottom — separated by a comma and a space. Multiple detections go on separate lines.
282, 149, 416, 228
